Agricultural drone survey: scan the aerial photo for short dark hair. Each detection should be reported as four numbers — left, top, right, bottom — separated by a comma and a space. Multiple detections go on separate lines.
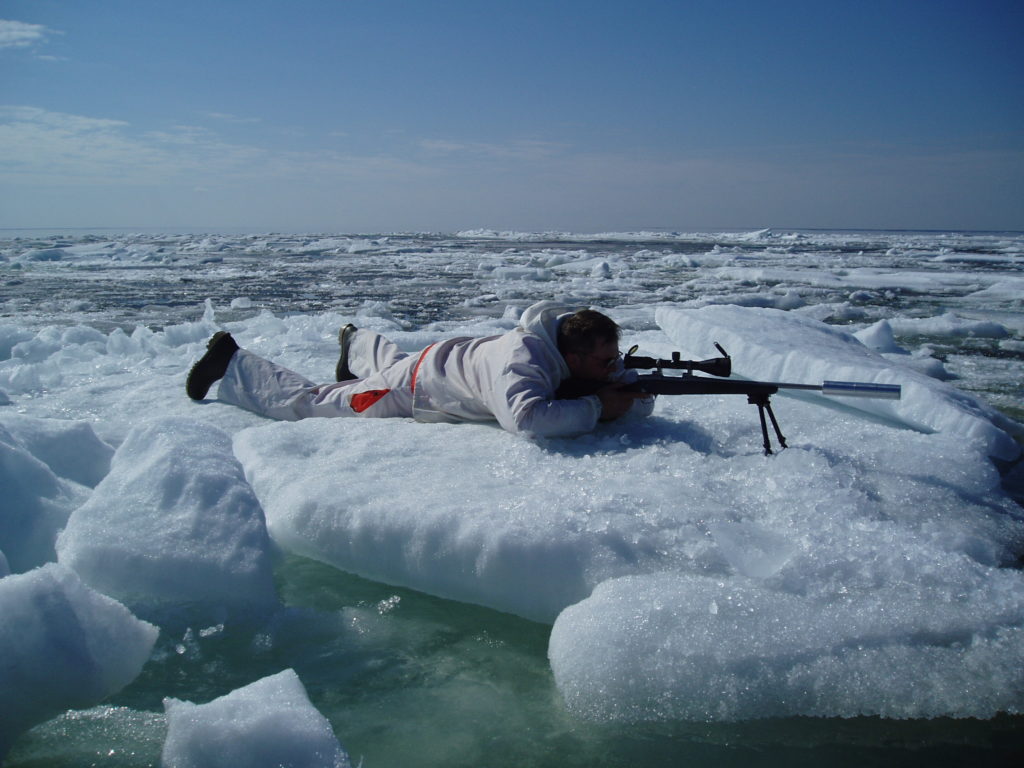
557, 309, 620, 356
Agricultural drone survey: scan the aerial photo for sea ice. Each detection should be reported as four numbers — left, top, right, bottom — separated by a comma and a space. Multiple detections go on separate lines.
0, 421, 90, 573
549, 568, 1024, 722
886, 311, 1010, 339
161, 669, 351, 768
0, 563, 158, 760
853, 319, 908, 355
0, 229, 1021, 755
56, 417, 277, 612
0, 412, 113, 487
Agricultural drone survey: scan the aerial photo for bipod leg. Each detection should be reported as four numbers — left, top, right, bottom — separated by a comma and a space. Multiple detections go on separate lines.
764, 400, 787, 451
748, 393, 787, 455
756, 401, 772, 455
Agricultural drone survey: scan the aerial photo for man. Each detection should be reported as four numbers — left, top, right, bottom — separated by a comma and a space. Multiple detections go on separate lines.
185, 301, 653, 438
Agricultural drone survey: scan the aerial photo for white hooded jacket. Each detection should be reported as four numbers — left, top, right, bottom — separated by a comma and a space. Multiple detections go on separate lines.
410, 301, 605, 437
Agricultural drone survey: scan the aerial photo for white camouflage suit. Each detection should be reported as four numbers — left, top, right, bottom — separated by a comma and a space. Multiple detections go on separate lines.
217, 301, 653, 438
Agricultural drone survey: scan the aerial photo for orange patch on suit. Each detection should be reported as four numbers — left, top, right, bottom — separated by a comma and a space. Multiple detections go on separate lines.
350, 389, 391, 413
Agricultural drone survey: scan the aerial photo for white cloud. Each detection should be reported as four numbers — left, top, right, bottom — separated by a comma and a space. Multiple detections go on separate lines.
0, 106, 261, 184
0, 105, 425, 188
0, 19, 56, 49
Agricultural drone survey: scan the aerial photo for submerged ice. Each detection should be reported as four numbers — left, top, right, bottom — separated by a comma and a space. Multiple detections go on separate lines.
0, 229, 1022, 761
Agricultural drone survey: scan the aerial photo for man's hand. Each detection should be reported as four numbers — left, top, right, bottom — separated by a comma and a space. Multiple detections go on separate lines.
596, 383, 650, 421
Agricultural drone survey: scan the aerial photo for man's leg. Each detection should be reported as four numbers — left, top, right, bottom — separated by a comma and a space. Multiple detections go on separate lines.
307, 352, 418, 418
345, 328, 408, 378
217, 347, 418, 421
216, 349, 321, 421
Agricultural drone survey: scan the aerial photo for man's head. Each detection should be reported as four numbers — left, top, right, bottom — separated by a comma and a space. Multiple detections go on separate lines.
557, 309, 621, 382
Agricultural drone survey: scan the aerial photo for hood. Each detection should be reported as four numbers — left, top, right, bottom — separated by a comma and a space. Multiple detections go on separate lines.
517, 300, 575, 378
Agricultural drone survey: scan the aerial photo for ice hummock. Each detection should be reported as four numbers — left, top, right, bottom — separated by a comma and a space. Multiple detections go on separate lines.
0, 564, 158, 760
162, 669, 351, 768
56, 417, 277, 614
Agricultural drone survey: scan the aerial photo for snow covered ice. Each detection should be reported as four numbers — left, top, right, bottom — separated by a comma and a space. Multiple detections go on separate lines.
1, 228, 1023, 765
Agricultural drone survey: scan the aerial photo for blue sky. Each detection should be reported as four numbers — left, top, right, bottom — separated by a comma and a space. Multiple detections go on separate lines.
2, 0, 1021, 232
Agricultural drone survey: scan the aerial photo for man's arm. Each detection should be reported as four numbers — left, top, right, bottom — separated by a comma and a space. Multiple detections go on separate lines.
596, 385, 654, 421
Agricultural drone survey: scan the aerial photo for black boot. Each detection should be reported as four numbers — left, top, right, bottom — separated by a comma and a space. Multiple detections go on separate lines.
186, 332, 239, 400
335, 324, 358, 382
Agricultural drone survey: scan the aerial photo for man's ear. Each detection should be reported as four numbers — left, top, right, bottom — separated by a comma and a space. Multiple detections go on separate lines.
563, 350, 582, 376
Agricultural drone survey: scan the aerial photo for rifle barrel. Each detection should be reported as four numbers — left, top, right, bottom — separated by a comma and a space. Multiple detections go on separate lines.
627, 374, 901, 400
819, 380, 902, 399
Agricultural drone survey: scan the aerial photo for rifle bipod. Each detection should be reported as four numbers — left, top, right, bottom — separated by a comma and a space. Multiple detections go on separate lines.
748, 392, 787, 455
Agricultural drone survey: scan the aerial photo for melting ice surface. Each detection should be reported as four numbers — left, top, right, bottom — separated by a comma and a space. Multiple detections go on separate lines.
2, 228, 1024, 765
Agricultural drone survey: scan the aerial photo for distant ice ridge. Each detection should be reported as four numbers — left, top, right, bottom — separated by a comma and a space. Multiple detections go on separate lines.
455, 228, 777, 243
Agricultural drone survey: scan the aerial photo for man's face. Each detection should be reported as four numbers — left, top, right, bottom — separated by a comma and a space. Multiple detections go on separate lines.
565, 338, 620, 382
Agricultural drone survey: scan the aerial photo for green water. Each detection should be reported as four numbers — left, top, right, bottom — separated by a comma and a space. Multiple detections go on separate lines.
8, 555, 1024, 767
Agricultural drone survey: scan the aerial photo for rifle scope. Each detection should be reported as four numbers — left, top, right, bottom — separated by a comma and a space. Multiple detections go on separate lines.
623, 343, 732, 378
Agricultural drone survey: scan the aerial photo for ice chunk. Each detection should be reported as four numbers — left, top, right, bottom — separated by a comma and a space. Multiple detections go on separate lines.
0, 548, 9, 577
0, 423, 89, 573
549, 568, 1024, 722
0, 413, 114, 487
490, 266, 554, 281
0, 564, 158, 760
56, 417, 276, 611
21, 247, 66, 261
233, 406, 1023, 624
0, 323, 35, 360
656, 305, 1023, 461
854, 319, 908, 354
162, 669, 351, 768
235, 417, 725, 623
887, 311, 1010, 339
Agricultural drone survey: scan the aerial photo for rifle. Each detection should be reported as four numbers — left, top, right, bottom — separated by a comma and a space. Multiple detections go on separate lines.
557, 344, 902, 455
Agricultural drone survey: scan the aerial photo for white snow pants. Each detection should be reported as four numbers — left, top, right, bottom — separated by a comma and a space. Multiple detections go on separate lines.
217, 329, 422, 421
